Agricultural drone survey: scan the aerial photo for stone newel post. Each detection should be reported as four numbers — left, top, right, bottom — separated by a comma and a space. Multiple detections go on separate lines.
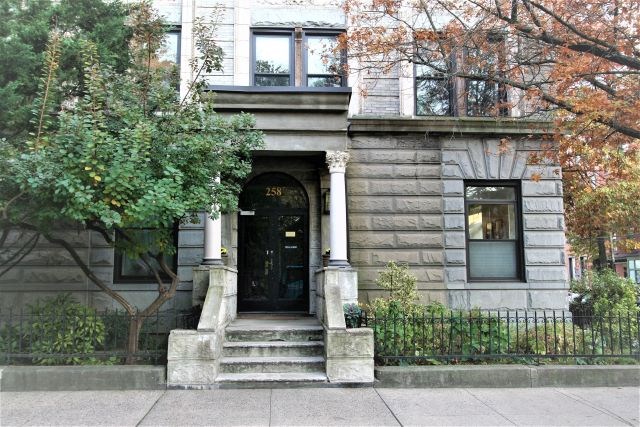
326, 151, 350, 267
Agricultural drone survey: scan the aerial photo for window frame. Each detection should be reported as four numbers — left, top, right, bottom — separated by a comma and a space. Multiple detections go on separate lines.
113, 226, 179, 284
464, 181, 524, 282
251, 29, 295, 87
302, 31, 346, 88
413, 34, 509, 117
159, 27, 181, 65
251, 28, 346, 88
414, 60, 453, 116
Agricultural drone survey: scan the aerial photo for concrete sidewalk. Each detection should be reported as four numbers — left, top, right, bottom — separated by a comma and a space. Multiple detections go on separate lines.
1, 387, 638, 426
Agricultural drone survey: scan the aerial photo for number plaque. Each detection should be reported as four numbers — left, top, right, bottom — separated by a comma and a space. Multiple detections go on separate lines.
265, 186, 283, 197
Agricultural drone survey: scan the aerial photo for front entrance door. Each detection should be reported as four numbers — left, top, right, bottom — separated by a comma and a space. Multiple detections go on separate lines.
238, 173, 309, 311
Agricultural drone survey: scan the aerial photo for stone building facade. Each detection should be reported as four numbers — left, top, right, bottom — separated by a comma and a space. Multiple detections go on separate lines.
0, 0, 568, 315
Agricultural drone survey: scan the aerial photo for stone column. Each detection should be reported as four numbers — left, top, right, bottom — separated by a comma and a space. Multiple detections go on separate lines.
326, 151, 350, 267
202, 209, 223, 265
202, 176, 223, 266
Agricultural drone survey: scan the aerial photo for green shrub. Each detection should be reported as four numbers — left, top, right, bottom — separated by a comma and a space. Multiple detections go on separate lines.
367, 261, 419, 316
570, 269, 639, 317
447, 309, 509, 358
0, 294, 112, 365
511, 321, 578, 357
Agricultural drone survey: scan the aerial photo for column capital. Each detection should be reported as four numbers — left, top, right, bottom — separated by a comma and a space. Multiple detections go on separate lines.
325, 151, 350, 173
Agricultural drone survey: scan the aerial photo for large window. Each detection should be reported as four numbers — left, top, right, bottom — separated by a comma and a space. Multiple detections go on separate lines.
415, 57, 451, 116
305, 35, 344, 87
113, 228, 178, 283
158, 30, 180, 65
465, 183, 522, 281
253, 32, 293, 86
465, 46, 505, 117
252, 29, 344, 87
414, 36, 507, 117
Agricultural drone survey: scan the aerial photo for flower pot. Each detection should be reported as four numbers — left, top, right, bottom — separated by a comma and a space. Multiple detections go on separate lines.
322, 254, 330, 267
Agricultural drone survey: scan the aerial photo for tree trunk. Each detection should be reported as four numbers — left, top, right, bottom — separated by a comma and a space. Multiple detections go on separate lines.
595, 236, 608, 270
125, 315, 145, 365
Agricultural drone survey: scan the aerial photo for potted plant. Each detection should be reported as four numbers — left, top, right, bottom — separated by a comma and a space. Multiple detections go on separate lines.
322, 248, 330, 267
221, 247, 228, 265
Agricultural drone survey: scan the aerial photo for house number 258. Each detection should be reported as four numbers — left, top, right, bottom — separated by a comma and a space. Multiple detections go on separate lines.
265, 186, 283, 197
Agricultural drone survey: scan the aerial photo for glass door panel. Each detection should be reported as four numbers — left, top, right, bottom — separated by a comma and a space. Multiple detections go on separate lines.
277, 215, 305, 303
238, 215, 271, 310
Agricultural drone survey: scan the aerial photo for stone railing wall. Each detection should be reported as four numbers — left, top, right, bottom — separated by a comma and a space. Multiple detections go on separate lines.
167, 266, 237, 388
315, 267, 374, 384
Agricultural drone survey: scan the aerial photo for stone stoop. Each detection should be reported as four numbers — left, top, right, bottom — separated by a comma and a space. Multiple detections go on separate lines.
215, 316, 329, 388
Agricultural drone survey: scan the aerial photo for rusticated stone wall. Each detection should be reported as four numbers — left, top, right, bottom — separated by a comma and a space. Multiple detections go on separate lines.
441, 137, 566, 310
346, 134, 446, 305
0, 224, 200, 313
347, 129, 567, 310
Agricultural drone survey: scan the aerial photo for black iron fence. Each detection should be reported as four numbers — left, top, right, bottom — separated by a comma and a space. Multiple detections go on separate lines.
362, 309, 640, 365
0, 308, 198, 365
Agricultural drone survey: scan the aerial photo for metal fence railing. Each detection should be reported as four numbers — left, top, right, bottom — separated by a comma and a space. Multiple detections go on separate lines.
361, 310, 640, 365
0, 308, 198, 365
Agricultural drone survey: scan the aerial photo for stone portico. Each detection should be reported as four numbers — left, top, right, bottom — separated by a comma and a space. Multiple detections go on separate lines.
167, 88, 375, 387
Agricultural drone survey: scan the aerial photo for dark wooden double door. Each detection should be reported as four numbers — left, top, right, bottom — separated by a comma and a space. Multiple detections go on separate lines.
238, 173, 309, 312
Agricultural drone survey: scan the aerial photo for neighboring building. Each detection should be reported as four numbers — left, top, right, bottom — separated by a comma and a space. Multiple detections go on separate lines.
0, 0, 568, 314
615, 250, 640, 284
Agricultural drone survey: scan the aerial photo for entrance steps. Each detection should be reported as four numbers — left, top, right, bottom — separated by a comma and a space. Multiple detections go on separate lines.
216, 315, 328, 387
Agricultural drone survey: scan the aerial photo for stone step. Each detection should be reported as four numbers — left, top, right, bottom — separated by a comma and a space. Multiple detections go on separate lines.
224, 327, 324, 343
220, 356, 325, 374
215, 372, 328, 388
223, 341, 324, 357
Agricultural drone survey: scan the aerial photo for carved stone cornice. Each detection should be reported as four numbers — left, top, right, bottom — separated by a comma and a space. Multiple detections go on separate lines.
326, 150, 349, 173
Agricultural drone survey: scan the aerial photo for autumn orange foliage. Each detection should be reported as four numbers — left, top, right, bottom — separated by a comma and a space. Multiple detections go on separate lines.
341, 0, 640, 254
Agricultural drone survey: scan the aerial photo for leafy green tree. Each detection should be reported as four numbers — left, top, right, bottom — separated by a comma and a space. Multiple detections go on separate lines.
0, 3, 263, 362
0, 0, 132, 140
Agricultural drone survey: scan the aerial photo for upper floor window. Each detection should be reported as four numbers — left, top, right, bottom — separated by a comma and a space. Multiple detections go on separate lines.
465, 46, 505, 117
252, 29, 345, 87
253, 33, 292, 86
415, 56, 451, 116
305, 35, 344, 87
414, 35, 507, 117
465, 183, 522, 281
158, 29, 181, 65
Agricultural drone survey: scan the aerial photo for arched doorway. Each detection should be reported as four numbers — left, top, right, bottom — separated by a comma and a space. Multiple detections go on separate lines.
237, 173, 309, 311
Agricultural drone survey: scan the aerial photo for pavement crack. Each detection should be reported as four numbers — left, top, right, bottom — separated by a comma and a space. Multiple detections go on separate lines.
555, 388, 634, 426
465, 389, 517, 426
374, 388, 403, 426
136, 390, 165, 427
